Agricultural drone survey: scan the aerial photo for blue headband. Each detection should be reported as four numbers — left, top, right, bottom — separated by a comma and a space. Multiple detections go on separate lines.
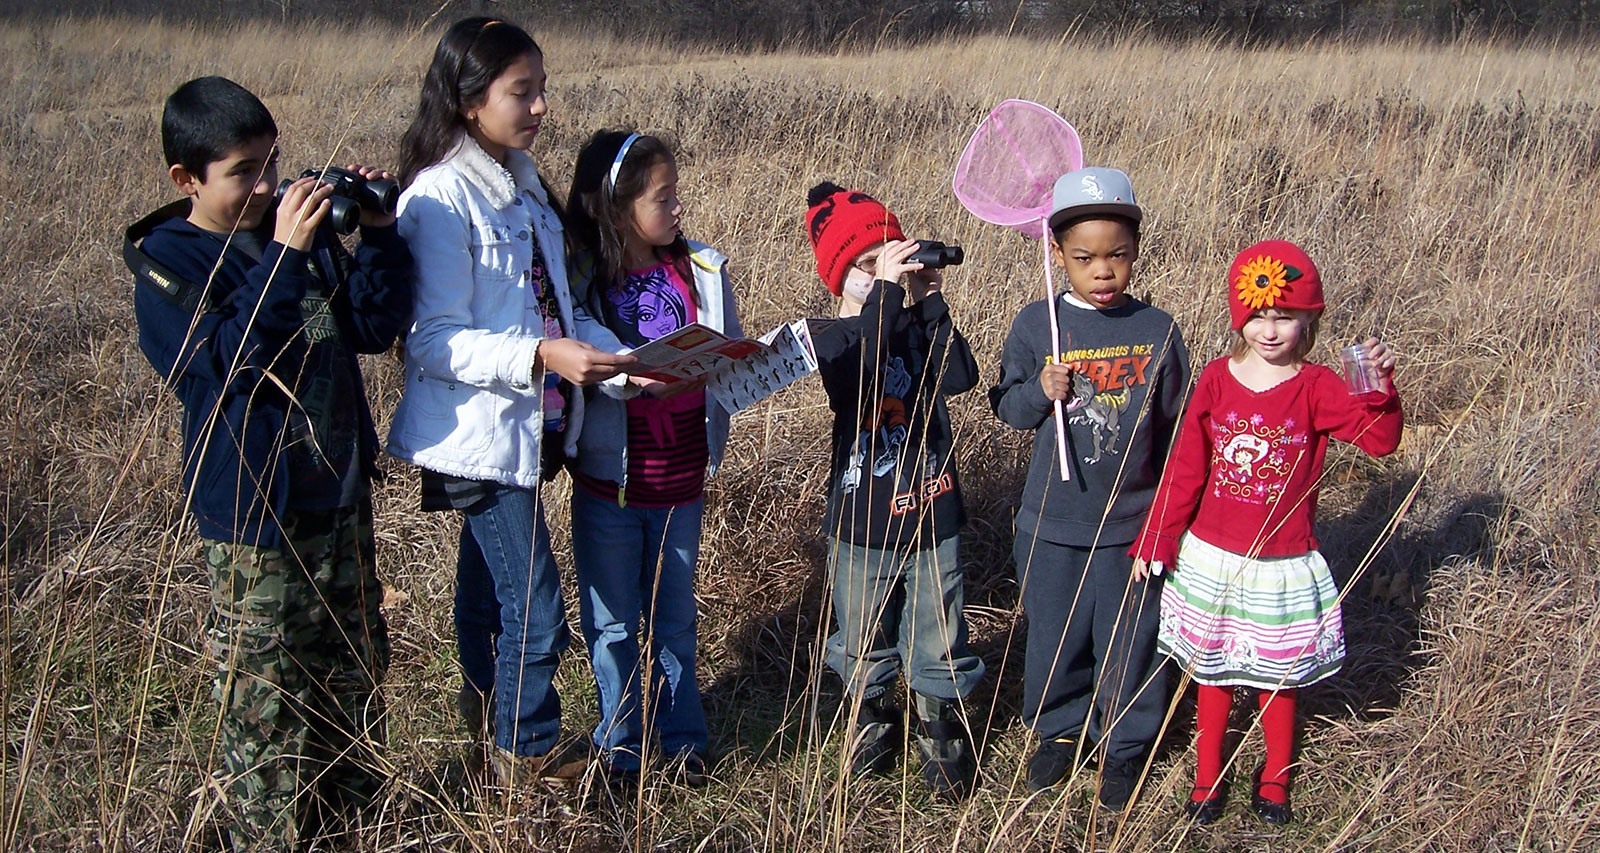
608, 133, 641, 199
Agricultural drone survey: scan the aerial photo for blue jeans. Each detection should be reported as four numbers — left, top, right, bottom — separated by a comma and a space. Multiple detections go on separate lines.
825, 534, 985, 701
454, 525, 498, 695
570, 489, 707, 770
455, 484, 569, 757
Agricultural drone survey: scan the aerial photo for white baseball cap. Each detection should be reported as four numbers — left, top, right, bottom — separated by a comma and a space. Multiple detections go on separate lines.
1047, 167, 1142, 232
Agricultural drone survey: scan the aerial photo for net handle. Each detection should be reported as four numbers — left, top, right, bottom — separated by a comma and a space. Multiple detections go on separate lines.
1041, 220, 1071, 482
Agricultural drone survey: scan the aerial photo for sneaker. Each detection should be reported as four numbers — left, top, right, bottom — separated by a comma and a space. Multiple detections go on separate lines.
913, 694, 977, 802
848, 694, 902, 776
1026, 736, 1088, 791
1097, 756, 1142, 811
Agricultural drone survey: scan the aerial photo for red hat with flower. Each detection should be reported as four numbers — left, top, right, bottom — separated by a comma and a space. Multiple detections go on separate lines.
1227, 239, 1325, 330
805, 181, 905, 297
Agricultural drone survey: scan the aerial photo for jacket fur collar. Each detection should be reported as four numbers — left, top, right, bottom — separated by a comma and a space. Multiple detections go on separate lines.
444, 133, 546, 210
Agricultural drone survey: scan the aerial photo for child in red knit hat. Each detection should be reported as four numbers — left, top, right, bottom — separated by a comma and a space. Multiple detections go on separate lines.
804, 182, 985, 800
1131, 239, 1403, 825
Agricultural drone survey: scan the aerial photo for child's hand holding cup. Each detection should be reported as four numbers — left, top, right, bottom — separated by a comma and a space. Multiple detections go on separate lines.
1339, 337, 1396, 395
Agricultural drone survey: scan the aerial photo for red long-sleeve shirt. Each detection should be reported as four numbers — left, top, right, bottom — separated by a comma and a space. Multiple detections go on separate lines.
1132, 357, 1403, 566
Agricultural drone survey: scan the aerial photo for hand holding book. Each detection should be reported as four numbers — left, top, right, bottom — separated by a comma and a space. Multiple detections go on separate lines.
621, 319, 835, 414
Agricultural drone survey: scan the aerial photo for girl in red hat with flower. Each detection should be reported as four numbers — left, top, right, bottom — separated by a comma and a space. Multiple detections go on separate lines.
1131, 239, 1403, 825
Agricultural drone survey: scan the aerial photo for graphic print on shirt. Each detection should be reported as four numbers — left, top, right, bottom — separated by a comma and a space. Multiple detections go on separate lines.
607, 265, 687, 347
288, 292, 356, 474
530, 247, 563, 341
1057, 342, 1158, 464
1064, 371, 1133, 464
871, 356, 912, 477
1208, 410, 1308, 505
842, 355, 910, 494
839, 355, 948, 514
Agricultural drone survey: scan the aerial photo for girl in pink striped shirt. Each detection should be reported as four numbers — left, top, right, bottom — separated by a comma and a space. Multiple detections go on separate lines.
565, 131, 742, 784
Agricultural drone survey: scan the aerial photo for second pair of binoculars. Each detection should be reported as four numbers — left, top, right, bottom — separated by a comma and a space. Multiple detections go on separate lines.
907, 240, 964, 270
275, 167, 400, 235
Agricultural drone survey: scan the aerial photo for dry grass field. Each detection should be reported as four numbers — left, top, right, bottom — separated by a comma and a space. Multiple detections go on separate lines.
2, 13, 1598, 852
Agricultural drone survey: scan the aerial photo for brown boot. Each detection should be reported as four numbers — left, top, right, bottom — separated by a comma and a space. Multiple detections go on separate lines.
489, 740, 590, 788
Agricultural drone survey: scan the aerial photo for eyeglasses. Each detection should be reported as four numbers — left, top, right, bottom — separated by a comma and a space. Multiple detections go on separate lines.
850, 254, 881, 277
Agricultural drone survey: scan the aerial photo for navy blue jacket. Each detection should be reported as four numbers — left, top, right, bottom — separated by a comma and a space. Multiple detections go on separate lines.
131, 206, 412, 548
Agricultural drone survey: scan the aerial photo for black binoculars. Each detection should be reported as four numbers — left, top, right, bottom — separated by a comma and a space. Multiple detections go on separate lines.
908, 240, 964, 269
275, 167, 399, 235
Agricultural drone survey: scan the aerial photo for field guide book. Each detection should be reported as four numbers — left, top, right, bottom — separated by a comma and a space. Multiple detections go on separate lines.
624, 319, 836, 414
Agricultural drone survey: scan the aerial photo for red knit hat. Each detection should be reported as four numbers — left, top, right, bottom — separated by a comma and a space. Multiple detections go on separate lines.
1228, 239, 1325, 330
805, 182, 905, 297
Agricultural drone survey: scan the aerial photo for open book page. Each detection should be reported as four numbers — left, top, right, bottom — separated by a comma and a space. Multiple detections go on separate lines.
706, 318, 837, 415
622, 319, 836, 413
623, 323, 766, 382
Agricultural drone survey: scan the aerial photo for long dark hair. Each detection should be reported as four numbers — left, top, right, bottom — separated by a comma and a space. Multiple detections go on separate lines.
396, 17, 541, 187
567, 130, 695, 315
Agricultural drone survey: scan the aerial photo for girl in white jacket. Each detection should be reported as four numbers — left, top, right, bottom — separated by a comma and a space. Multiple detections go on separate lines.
389, 16, 632, 784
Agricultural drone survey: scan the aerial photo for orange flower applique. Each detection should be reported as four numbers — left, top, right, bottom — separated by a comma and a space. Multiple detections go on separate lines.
1234, 254, 1288, 311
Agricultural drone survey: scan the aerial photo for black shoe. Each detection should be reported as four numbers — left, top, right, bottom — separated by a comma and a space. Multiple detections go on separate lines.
1026, 736, 1087, 791
913, 694, 977, 802
607, 767, 642, 791
1097, 756, 1142, 811
595, 769, 640, 801
458, 684, 495, 783
848, 694, 902, 776
1183, 782, 1228, 824
1251, 765, 1292, 825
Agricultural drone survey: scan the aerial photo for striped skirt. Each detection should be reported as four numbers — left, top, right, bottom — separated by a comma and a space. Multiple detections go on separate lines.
1157, 532, 1345, 689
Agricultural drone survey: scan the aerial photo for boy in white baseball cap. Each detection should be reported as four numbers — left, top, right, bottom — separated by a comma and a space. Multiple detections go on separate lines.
988, 166, 1191, 809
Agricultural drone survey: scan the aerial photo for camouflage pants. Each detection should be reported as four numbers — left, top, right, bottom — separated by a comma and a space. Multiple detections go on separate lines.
202, 502, 390, 851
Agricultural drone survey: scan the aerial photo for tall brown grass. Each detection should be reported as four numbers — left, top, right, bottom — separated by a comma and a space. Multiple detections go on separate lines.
2, 15, 1596, 852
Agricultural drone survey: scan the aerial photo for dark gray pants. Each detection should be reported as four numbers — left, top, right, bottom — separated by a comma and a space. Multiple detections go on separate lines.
1013, 535, 1165, 763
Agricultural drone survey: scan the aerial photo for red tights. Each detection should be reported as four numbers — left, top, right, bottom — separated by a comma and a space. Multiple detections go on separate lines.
1191, 684, 1295, 804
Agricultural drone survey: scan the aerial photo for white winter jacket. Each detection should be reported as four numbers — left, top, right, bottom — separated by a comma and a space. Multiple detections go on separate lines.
387, 136, 605, 487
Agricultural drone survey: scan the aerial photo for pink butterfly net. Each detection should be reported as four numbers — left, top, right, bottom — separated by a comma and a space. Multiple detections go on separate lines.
953, 99, 1083, 240
953, 100, 1084, 480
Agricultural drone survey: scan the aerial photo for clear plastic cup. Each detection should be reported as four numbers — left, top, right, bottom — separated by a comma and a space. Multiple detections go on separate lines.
1339, 343, 1383, 395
